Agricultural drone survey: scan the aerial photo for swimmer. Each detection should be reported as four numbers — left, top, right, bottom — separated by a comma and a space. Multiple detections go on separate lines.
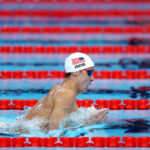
24, 52, 109, 132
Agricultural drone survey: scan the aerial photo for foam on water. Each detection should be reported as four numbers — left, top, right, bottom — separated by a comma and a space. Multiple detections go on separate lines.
0, 106, 105, 137
61, 106, 99, 127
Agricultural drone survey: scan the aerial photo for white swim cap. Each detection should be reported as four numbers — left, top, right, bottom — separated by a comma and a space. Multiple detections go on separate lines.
65, 52, 94, 73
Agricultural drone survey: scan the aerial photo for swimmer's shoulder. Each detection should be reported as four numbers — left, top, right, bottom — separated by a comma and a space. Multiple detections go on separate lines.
54, 87, 76, 104
44, 83, 63, 102
46, 83, 61, 96
46, 83, 76, 103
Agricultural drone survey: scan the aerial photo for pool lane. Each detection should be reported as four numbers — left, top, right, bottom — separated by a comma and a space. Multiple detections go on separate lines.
0, 110, 149, 137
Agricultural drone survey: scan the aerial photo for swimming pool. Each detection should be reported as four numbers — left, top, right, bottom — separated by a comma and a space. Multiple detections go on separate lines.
0, 53, 150, 148
0, 0, 150, 149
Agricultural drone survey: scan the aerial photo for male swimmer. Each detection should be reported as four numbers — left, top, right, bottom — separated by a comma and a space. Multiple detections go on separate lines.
24, 52, 109, 131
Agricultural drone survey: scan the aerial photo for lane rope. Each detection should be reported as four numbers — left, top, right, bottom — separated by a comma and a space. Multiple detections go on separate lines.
0, 137, 149, 147
0, 45, 149, 53
0, 70, 149, 79
0, 10, 150, 17
0, 26, 150, 33
0, 99, 149, 110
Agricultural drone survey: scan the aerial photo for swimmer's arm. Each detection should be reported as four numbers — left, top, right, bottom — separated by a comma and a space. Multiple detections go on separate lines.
83, 108, 109, 126
48, 106, 67, 130
48, 91, 76, 130
24, 96, 46, 120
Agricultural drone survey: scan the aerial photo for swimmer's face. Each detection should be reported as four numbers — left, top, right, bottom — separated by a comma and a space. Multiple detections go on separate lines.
78, 67, 95, 93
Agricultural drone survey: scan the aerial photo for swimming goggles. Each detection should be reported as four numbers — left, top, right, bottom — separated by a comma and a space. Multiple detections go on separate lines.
83, 69, 94, 77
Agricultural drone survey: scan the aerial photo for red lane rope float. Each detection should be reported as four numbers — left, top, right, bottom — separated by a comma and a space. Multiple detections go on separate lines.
1, 0, 150, 3
0, 45, 150, 53
0, 99, 38, 110
0, 137, 150, 147
0, 26, 150, 33
0, 99, 149, 110
0, 10, 150, 17
0, 70, 150, 79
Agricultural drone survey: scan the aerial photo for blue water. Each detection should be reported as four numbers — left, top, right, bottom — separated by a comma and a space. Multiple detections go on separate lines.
0, 53, 150, 138
0, 109, 150, 137
1, 53, 150, 71
0, 1, 150, 150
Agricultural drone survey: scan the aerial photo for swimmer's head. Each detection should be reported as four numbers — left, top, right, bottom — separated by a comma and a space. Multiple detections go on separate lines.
65, 52, 94, 73
65, 52, 95, 93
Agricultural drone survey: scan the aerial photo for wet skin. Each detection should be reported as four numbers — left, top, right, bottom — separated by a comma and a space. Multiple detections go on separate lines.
24, 67, 109, 131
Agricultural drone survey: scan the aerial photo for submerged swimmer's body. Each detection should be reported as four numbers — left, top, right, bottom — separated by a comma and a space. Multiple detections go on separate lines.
24, 52, 109, 132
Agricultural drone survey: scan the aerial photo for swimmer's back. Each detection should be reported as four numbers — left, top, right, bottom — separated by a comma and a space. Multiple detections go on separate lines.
25, 83, 63, 120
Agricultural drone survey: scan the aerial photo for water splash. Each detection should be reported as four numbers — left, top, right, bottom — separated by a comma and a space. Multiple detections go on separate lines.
0, 106, 104, 137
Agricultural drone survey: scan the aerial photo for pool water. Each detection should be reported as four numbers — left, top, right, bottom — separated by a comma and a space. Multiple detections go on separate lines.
0, 109, 150, 138
0, 0, 150, 149
0, 53, 150, 140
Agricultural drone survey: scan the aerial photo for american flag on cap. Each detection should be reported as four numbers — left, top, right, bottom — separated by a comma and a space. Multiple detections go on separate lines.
72, 57, 85, 65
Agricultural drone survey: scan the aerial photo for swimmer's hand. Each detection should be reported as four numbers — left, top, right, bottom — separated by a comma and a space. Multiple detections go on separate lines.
83, 108, 109, 126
